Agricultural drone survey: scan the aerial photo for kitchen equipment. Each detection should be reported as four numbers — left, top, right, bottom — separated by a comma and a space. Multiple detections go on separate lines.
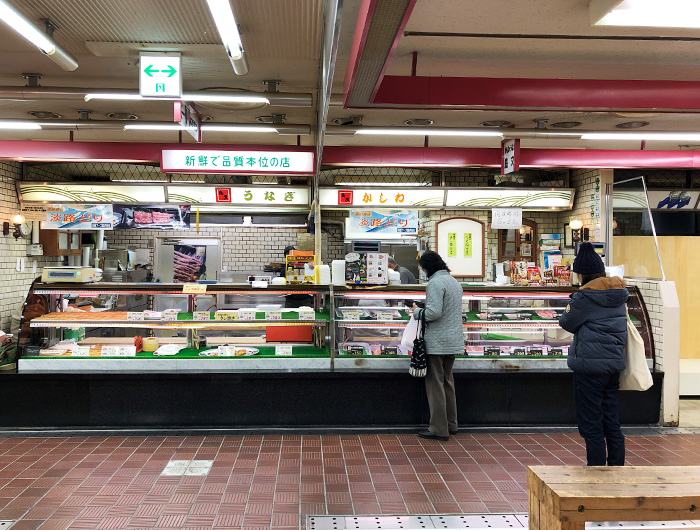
41, 267, 102, 283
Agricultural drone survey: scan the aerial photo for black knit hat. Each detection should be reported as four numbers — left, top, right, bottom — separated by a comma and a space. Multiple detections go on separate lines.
573, 242, 605, 274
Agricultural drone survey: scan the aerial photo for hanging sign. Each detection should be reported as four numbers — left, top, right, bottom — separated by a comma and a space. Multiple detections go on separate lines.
42, 204, 113, 230
174, 101, 201, 142
320, 187, 444, 208
139, 52, 182, 97
491, 208, 523, 229
346, 210, 419, 240
161, 149, 314, 174
168, 185, 309, 206
501, 139, 520, 175
613, 189, 700, 210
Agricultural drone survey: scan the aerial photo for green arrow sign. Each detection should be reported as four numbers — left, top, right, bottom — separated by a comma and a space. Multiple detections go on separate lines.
144, 64, 177, 77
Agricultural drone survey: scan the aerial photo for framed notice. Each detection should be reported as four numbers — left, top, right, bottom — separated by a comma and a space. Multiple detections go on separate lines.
436, 217, 485, 277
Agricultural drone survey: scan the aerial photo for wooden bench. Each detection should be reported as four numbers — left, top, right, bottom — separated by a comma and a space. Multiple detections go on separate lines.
528, 466, 700, 530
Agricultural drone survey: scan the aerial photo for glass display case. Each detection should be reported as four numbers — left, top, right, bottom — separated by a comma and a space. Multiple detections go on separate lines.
18, 282, 331, 372
333, 284, 654, 371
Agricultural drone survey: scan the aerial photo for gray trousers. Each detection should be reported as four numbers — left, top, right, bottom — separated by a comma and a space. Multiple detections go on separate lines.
426, 354, 458, 437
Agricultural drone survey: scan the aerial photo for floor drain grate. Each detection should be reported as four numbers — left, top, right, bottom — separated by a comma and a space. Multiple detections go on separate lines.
161, 459, 213, 476
307, 515, 700, 530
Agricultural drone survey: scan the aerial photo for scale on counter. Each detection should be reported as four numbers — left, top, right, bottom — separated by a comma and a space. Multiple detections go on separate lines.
41, 267, 102, 283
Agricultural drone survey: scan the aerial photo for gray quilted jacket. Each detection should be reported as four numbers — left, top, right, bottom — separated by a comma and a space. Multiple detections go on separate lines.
413, 270, 464, 355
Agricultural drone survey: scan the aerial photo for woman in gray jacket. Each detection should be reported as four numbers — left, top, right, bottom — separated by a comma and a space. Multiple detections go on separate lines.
412, 251, 464, 441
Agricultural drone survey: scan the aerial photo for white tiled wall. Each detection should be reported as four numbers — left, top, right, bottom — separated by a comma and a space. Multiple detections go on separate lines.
0, 162, 62, 331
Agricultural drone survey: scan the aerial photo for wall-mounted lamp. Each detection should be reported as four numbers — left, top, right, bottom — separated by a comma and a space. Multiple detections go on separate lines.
12, 213, 24, 239
2, 222, 9, 236
569, 219, 583, 242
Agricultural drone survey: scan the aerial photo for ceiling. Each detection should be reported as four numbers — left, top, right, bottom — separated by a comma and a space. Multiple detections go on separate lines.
1, 0, 700, 154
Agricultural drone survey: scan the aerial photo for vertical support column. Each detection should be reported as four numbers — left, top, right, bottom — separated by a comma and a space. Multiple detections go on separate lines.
598, 169, 614, 249
660, 281, 680, 426
186, 294, 196, 348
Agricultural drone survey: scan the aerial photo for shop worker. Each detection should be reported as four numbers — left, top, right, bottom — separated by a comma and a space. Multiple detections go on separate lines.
412, 251, 464, 441
388, 255, 418, 284
559, 242, 628, 466
283, 246, 314, 308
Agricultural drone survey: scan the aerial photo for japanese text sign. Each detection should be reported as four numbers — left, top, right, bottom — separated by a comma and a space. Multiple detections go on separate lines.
167, 186, 309, 206
42, 204, 113, 230
501, 139, 520, 175
140, 52, 182, 97
161, 149, 314, 174
491, 208, 523, 229
174, 101, 201, 142
320, 188, 444, 208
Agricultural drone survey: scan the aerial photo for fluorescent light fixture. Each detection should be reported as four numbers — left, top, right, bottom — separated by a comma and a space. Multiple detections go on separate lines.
85, 92, 269, 103
0, 121, 41, 130
334, 181, 428, 187
205, 0, 249, 75
592, 0, 700, 28
124, 124, 186, 131
0, 1, 78, 70
202, 125, 277, 133
581, 132, 700, 141
355, 128, 504, 138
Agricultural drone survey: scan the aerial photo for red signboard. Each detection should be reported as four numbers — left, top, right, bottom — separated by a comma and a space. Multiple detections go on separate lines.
339, 190, 353, 205
215, 188, 232, 202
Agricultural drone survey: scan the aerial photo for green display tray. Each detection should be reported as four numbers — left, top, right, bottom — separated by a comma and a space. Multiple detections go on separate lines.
175, 311, 330, 321
24, 346, 330, 360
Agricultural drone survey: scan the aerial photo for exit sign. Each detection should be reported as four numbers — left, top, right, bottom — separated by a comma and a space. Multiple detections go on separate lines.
140, 52, 182, 98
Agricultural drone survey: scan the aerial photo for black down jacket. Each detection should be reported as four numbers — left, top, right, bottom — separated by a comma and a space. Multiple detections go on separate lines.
559, 276, 629, 374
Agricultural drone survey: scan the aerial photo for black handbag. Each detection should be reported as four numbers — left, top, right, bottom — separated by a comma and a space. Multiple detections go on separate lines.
409, 310, 427, 377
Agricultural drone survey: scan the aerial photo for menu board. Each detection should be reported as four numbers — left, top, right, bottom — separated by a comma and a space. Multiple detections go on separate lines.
344, 252, 389, 285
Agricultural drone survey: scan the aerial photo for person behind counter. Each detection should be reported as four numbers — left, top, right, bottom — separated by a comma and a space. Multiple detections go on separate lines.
559, 242, 628, 466
283, 246, 314, 308
411, 251, 464, 441
388, 256, 418, 284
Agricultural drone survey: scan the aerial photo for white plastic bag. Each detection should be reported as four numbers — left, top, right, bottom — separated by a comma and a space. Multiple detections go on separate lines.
401, 317, 419, 350
619, 308, 653, 391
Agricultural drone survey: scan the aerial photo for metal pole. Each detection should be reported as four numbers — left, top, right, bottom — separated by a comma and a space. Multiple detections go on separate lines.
605, 183, 613, 267
641, 177, 666, 281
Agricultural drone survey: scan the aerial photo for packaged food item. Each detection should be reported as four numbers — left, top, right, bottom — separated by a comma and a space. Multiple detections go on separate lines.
370, 344, 382, 356
143, 337, 159, 352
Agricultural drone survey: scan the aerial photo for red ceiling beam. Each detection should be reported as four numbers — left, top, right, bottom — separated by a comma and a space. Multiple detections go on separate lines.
322, 146, 700, 169
2, 140, 700, 170
370, 75, 700, 112
343, 0, 379, 107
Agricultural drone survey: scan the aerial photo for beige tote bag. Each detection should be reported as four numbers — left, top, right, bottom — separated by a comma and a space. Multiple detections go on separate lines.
619, 308, 653, 391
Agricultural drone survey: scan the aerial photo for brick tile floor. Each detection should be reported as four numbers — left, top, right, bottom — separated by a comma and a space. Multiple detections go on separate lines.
0, 432, 697, 529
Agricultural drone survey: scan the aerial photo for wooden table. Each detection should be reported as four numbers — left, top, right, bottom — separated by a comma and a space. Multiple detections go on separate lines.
528, 466, 700, 530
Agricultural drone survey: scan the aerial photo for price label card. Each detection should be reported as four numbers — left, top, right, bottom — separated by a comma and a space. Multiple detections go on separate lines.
298, 310, 315, 320
215, 311, 239, 321
127, 312, 144, 321
118, 345, 137, 357
219, 346, 235, 356
100, 346, 119, 357
72, 346, 91, 357
342, 310, 363, 320
376, 311, 395, 321
193, 311, 210, 321
162, 312, 178, 321
183, 283, 207, 294
238, 309, 256, 321
265, 310, 282, 320
276, 345, 293, 356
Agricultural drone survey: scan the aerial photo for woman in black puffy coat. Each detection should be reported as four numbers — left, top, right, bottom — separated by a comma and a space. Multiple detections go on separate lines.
559, 242, 628, 466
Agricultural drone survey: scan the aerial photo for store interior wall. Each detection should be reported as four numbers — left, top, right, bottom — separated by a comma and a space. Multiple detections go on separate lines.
0, 162, 62, 331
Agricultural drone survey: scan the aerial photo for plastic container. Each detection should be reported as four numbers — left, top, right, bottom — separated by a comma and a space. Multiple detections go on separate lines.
317, 264, 331, 284
143, 337, 159, 352
388, 270, 401, 285
332, 260, 346, 286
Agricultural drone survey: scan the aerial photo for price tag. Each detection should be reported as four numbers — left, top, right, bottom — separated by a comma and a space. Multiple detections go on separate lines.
162, 312, 178, 321
265, 310, 282, 320
72, 346, 91, 357
376, 311, 395, 321
215, 311, 239, 321
219, 346, 235, 356
275, 345, 293, 356
118, 346, 137, 357
127, 312, 144, 321
193, 311, 210, 321
238, 309, 256, 321
298, 310, 315, 320
342, 310, 363, 320
183, 283, 207, 294
100, 345, 119, 357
